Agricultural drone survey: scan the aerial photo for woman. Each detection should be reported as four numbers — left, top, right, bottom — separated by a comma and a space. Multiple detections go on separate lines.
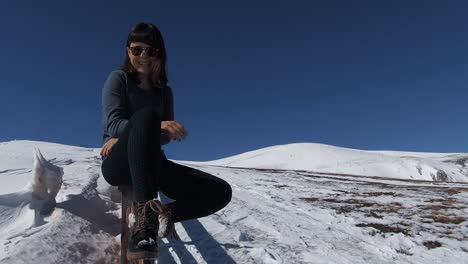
100, 22, 232, 260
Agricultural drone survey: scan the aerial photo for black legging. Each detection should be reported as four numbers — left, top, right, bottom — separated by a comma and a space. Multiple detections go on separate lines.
101, 107, 232, 223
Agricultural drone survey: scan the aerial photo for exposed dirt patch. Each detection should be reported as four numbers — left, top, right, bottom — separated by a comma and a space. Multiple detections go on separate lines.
423, 240, 442, 249
396, 248, 413, 256
364, 211, 383, 219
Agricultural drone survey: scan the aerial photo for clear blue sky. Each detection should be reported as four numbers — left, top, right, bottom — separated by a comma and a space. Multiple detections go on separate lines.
1, 0, 467, 161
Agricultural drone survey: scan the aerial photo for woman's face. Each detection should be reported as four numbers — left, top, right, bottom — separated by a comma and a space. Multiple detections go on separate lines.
127, 42, 158, 76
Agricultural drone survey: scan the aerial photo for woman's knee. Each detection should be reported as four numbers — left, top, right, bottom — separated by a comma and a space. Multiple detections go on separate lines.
101, 168, 125, 186
214, 178, 232, 209
101, 161, 131, 186
129, 107, 161, 128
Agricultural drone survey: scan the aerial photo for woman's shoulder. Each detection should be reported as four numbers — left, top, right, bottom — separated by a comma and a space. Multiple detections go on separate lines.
103, 70, 129, 94
107, 69, 128, 81
104, 70, 129, 87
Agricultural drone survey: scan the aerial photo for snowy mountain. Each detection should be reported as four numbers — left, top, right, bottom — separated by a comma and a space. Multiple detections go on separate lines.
180, 143, 468, 182
0, 140, 467, 263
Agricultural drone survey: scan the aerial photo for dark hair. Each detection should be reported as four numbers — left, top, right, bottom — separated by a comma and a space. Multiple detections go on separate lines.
120, 22, 168, 88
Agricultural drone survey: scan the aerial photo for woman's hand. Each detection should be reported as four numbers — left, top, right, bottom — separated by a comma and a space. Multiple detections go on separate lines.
162, 121, 188, 142
100, 138, 119, 157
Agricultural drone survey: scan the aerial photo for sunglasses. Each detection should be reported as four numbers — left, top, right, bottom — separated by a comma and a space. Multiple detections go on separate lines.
128, 46, 160, 57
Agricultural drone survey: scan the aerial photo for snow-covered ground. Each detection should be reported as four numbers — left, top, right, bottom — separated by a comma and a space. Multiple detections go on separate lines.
0, 140, 467, 263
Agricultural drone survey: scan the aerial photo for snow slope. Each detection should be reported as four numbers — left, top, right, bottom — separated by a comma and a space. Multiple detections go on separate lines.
0, 140, 467, 263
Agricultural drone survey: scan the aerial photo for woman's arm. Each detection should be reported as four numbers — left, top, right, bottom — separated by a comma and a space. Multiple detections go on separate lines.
102, 71, 129, 139
160, 85, 174, 145
161, 85, 188, 142
163, 85, 174, 121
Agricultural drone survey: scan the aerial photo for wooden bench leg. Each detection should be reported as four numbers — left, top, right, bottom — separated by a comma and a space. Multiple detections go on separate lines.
120, 186, 133, 264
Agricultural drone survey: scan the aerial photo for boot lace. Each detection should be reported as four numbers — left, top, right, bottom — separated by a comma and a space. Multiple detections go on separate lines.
133, 202, 147, 234
133, 200, 180, 241
149, 200, 180, 240
158, 202, 180, 240
143, 200, 160, 237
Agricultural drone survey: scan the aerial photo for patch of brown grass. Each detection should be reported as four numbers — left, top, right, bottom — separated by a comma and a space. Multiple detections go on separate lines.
361, 192, 404, 197
443, 229, 454, 235
418, 204, 457, 211
334, 190, 359, 195
373, 202, 404, 214
322, 198, 376, 208
299, 197, 319, 202
424, 197, 458, 206
444, 187, 468, 195
322, 199, 405, 216
395, 221, 412, 227
422, 214, 465, 224
336, 205, 354, 214
356, 223, 411, 236
443, 235, 465, 241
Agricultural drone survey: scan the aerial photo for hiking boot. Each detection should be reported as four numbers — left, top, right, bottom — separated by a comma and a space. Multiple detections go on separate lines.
126, 201, 159, 260
151, 200, 180, 240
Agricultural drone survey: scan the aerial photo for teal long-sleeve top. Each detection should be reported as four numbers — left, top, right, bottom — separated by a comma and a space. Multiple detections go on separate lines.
101, 70, 173, 149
